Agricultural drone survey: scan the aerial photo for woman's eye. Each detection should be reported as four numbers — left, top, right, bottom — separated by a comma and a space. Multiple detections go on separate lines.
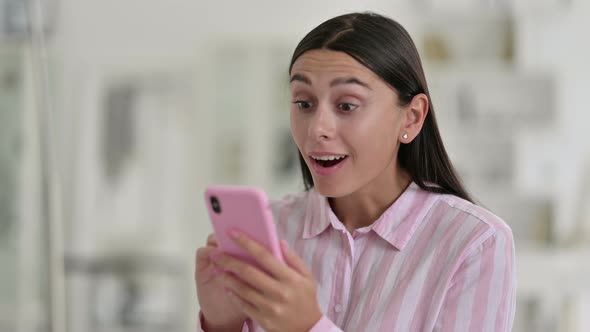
338, 103, 358, 112
293, 100, 312, 110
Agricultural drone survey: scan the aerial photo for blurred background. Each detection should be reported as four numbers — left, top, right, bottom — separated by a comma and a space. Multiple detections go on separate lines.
1, 0, 590, 331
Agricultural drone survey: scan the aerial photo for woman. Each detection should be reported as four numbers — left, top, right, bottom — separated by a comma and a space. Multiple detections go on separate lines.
196, 12, 516, 332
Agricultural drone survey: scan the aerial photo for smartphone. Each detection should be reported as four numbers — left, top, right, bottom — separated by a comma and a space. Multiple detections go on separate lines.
204, 185, 284, 270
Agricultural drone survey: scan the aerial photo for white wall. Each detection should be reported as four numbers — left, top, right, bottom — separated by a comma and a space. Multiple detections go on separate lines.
516, 0, 590, 242
45, 0, 590, 331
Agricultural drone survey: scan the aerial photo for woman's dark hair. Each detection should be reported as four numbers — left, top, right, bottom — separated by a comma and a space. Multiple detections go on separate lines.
289, 12, 473, 202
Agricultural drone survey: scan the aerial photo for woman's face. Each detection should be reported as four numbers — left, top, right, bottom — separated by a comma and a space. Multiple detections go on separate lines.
289, 49, 406, 197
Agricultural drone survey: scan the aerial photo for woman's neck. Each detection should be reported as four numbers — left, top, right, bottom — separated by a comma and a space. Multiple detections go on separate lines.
328, 167, 411, 234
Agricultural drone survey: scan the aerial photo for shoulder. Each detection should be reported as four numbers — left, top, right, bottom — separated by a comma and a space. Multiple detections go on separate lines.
425, 194, 517, 329
433, 193, 515, 264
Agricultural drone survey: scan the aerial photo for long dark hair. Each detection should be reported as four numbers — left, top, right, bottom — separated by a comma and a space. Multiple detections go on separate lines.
289, 12, 473, 202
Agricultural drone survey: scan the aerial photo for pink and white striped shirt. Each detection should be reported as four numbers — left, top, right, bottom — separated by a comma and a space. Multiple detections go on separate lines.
200, 182, 516, 331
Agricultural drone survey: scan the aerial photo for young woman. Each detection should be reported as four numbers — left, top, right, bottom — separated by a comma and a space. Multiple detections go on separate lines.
195, 12, 516, 332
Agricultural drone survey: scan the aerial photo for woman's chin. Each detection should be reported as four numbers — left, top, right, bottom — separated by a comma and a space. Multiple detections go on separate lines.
312, 179, 354, 198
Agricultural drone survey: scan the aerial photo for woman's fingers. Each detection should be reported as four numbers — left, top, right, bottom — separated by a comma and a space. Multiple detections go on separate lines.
196, 247, 214, 274
206, 233, 218, 246
223, 272, 266, 308
212, 254, 283, 298
196, 246, 216, 262
196, 246, 225, 279
226, 288, 259, 323
228, 231, 293, 281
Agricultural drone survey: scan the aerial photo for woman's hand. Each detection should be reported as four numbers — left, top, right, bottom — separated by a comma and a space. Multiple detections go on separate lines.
211, 231, 323, 332
195, 234, 248, 332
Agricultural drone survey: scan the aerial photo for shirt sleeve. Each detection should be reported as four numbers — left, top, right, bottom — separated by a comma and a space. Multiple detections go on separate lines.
307, 315, 344, 332
434, 228, 517, 332
197, 311, 250, 332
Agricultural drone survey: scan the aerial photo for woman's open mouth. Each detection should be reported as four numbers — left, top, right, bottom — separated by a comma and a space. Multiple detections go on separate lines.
311, 155, 348, 167
309, 154, 349, 176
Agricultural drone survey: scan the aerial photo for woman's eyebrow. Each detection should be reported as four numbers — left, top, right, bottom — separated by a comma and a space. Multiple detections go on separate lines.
329, 77, 371, 90
290, 73, 372, 90
290, 73, 311, 85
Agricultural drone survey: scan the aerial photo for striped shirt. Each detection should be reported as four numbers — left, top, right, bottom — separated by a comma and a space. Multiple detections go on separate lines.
200, 182, 516, 331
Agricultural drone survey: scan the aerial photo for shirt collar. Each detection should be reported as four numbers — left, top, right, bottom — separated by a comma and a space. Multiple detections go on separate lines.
302, 182, 439, 250
301, 188, 332, 239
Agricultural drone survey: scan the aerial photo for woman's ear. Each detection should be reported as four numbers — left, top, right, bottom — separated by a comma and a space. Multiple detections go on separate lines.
399, 93, 429, 143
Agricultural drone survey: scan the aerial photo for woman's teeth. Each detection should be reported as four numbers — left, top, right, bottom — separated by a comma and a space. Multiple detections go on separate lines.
311, 155, 348, 167
311, 155, 346, 161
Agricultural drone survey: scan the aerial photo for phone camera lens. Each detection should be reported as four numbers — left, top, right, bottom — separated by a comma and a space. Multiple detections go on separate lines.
210, 196, 221, 214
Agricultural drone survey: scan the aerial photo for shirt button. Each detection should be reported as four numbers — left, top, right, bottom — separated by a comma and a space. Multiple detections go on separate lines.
334, 304, 343, 313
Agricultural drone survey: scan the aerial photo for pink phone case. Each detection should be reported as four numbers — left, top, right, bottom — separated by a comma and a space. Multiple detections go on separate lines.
204, 185, 284, 270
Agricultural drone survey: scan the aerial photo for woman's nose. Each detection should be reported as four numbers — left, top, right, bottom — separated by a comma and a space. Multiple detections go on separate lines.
308, 106, 336, 140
